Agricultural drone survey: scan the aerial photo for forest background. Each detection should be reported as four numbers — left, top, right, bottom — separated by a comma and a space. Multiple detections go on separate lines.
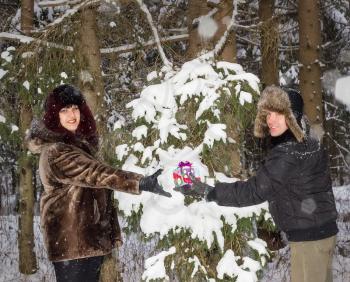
0, 0, 350, 281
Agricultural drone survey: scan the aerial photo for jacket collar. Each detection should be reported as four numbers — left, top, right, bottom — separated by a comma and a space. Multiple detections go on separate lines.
270, 129, 297, 148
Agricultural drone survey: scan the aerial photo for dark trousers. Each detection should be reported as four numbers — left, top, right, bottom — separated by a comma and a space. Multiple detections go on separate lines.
53, 255, 104, 282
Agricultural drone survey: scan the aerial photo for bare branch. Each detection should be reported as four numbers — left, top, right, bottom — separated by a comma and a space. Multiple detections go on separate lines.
32, 0, 100, 34
101, 34, 189, 54
0, 32, 73, 51
0, 31, 188, 55
326, 132, 350, 169
38, 0, 83, 8
136, 0, 172, 70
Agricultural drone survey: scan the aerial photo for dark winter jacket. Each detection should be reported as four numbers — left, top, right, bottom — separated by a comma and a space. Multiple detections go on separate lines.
27, 120, 143, 262
207, 131, 338, 241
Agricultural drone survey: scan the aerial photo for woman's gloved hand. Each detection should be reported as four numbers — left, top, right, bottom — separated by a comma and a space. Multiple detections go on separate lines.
174, 174, 214, 199
139, 169, 171, 197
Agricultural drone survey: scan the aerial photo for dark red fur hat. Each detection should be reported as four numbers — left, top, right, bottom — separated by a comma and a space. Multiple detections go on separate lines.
43, 84, 98, 150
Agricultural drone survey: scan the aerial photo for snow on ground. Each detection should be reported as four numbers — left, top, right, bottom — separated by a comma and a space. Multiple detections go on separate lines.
1, 186, 350, 282
0, 215, 55, 282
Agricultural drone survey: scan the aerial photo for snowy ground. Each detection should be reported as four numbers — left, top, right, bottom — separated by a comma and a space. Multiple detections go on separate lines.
1, 185, 350, 282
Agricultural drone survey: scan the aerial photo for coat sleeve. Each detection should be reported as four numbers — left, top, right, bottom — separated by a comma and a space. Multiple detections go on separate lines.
208, 147, 295, 207
46, 143, 142, 194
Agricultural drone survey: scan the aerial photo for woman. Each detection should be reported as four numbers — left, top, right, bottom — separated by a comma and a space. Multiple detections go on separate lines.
176, 86, 338, 282
27, 84, 169, 282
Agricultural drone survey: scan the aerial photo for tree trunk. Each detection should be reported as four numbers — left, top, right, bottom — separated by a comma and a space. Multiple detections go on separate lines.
298, 0, 324, 139
186, 0, 210, 59
18, 0, 37, 274
187, 0, 241, 176
259, 0, 279, 86
76, 4, 110, 156
214, 1, 240, 175
213, 0, 237, 62
76, 4, 105, 120
256, 0, 284, 247
76, 5, 121, 281
21, 0, 33, 33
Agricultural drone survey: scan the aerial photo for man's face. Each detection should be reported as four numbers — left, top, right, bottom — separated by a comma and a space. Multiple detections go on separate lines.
59, 104, 80, 133
266, 111, 288, 137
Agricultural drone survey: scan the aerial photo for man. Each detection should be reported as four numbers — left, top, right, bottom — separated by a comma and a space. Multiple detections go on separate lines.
176, 86, 338, 282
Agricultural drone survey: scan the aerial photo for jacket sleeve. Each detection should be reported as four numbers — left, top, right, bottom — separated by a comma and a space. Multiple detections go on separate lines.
208, 147, 294, 207
46, 143, 142, 194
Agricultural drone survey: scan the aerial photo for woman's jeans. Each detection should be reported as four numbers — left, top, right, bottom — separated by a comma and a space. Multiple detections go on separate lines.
53, 255, 104, 282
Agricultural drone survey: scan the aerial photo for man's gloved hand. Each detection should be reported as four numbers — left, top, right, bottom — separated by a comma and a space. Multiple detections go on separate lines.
139, 169, 172, 197
174, 174, 214, 199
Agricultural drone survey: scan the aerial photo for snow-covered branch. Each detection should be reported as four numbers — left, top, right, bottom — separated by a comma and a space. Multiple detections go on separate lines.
33, 0, 100, 33
136, 0, 172, 70
101, 34, 189, 54
0, 31, 188, 54
38, 0, 82, 7
0, 32, 73, 51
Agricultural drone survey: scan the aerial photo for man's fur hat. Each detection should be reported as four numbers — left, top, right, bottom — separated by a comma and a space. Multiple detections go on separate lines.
254, 86, 305, 142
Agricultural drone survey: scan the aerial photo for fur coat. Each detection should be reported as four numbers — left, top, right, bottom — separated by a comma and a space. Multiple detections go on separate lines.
27, 119, 143, 262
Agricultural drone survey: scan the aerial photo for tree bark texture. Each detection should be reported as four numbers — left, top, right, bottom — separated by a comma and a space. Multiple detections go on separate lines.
213, 0, 237, 62
186, 0, 210, 59
77, 6, 121, 281
298, 0, 324, 137
20, 0, 34, 33
18, 0, 37, 274
18, 103, 37, 274
76, 5, 105, 119
76, 4, 112, 159
186, 0, 237, 61
259, 0, 279, 86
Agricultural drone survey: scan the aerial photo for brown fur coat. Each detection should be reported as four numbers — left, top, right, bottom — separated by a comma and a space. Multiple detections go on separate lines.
27, 120, 142, 262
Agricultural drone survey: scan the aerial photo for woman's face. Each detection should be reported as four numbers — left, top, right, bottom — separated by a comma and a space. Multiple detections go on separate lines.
266, 110, 288, 137
59, 105, 80, 133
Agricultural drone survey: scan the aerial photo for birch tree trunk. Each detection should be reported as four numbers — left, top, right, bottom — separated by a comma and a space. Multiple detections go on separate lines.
259, 0, 279, 86
298, 0, 324, 139
18, 1, 37, 274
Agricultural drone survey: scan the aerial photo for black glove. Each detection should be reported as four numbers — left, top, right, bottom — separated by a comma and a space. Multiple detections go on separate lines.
139, 169, 171, 198
174, 174, 214, 199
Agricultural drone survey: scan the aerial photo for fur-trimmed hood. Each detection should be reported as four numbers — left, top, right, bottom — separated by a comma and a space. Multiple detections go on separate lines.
254, 86, 305, 142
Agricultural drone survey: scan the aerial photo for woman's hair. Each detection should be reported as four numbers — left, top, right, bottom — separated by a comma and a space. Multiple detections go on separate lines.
43, 84, 98, 149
